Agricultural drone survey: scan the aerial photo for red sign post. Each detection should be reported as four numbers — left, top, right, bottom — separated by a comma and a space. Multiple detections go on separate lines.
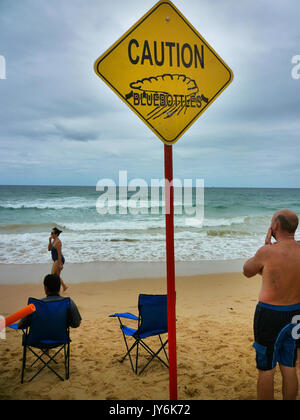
164, 144, 178, 400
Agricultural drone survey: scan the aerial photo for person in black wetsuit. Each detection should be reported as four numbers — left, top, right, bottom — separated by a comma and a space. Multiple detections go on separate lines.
48, 227, 68, 291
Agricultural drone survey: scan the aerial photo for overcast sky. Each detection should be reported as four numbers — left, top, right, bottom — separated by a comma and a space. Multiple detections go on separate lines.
0, 0, 299, 187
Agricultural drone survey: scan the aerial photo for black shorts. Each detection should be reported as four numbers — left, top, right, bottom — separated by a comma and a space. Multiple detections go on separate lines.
253, 302, 300, 371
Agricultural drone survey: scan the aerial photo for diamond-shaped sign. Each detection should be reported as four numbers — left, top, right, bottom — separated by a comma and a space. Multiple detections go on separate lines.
94, 0, 233, 144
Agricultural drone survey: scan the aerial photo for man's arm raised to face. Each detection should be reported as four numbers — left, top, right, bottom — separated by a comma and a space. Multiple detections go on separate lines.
243, 245, 269, 278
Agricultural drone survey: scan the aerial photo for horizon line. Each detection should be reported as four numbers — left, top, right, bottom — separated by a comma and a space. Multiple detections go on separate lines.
1, 184, 300, 189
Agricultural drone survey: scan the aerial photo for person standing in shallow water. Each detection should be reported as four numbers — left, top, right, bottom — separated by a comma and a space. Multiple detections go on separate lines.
48, 227, 68, 292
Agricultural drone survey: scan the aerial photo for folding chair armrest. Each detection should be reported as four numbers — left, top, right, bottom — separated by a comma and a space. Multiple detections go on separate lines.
9, 324, 27, 335
109, 312, 138, 321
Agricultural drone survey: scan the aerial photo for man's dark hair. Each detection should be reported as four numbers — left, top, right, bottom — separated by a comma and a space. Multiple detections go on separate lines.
43, 274, 61, 294
275, 214, 299, 233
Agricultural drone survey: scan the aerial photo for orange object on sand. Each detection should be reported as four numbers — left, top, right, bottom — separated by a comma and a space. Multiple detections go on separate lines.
3, 304, 36, 328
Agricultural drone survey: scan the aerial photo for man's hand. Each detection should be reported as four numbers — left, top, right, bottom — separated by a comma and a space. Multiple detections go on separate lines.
265, 227, 273, 245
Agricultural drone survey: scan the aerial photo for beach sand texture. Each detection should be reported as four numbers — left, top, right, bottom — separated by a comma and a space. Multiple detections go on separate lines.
0, 271, 297, 400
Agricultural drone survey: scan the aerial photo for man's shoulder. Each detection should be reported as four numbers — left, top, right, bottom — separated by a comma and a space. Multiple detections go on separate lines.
256, 242, 289, 263
68, 297, 78, 307
256, 244, 273, 257
41, 295, 65, 302
41, 296, 77, 308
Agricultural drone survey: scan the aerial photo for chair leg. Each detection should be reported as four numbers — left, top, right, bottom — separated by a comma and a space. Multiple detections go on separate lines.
64, 345, 67, 378
30, 350, 58, 368
135, 340, 139, 374
21, 346, 27, 384
120, 333, 137, 373
65, 344, 70, 380
27, 346, 66, 382
138, 338, 169, 375
68, 344, 70, 379
159, 335, 169, 362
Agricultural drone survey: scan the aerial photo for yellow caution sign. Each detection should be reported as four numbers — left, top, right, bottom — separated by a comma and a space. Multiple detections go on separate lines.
94, 0, 233, 144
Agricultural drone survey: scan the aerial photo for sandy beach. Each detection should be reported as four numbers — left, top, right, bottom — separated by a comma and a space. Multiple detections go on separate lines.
0, 263, 297, 400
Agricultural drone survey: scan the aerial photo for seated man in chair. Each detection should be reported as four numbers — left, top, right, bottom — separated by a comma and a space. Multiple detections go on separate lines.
17, 274, 82, 382
18, 274, 82, 330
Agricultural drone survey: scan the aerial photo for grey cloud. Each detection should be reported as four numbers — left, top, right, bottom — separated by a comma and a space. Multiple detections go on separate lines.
0, 0, 300, 186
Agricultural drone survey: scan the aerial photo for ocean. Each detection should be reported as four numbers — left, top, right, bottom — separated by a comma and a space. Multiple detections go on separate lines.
0, 185, 300, 264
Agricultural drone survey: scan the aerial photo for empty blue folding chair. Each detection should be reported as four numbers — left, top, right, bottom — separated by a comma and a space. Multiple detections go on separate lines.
110, 294, 169, 375
16, 297, 71, 383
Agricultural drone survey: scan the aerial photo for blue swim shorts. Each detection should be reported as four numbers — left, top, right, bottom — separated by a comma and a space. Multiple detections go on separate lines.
253, 301, 300, 371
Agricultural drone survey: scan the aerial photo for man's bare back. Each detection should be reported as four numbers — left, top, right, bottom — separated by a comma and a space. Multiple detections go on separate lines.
258, 240, 300, 305
243, 208, 300, 305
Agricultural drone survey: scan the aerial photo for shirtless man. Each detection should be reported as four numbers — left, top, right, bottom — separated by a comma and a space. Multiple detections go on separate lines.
243, 209, 300, 400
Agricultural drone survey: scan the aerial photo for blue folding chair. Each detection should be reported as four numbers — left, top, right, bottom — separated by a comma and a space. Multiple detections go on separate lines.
16, 297, 71, 383
110, 294, 169, 375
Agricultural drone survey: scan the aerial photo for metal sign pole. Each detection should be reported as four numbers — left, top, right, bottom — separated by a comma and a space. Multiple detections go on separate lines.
164, 144, 178, 400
